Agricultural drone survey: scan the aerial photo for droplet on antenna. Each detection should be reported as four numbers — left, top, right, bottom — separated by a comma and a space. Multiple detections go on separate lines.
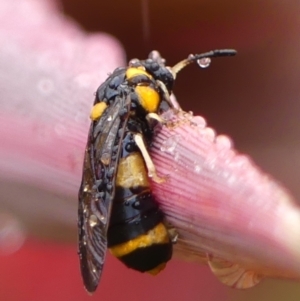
197, 57, 211, 68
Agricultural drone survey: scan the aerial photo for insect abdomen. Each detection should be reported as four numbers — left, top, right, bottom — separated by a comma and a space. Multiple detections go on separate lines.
107, 152, 172, 274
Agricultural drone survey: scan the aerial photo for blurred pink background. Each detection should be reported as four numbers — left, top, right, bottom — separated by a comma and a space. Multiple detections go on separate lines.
1, 0, 300, 300
1, 239, 225, 301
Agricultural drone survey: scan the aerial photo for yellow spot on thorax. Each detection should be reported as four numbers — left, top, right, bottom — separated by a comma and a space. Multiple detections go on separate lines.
125, 67, 152, 80
109, 223, 170, 258
135, 85, 160, 113
125, 67, 160, 113
90, 102, 108, 120
116, 152, 150, 188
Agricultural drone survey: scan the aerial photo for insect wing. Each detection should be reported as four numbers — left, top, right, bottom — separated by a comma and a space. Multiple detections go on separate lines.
78, 150, 107, 293
78, 96, 130, 293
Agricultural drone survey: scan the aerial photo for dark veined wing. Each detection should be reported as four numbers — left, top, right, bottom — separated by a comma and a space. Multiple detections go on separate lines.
78, 95, 131, 293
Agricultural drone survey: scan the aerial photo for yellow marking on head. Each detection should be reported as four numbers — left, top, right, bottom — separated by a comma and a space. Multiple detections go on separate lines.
126, 67, 152, 80
147, 262, 167, 275
116, 152, 150, 188
135, 85, 160, 113
109, 223, 170, 258
90, 102, 108, 120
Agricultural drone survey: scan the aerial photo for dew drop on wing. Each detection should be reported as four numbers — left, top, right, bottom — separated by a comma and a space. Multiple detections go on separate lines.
82, 235, 87, 245
125, 142, 135, 152
83, 185, 89, 192
107, 167, 115, 178
89, 215, 98, 227
96, 200, 108, 225
133, 200, 140, 208
106, 183, 113, 192
100, 152, 111, 165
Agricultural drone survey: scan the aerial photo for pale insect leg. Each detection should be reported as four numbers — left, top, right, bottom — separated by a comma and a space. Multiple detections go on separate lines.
146, 112, 166, 124
156, 80, 181, 111
134, 133, 166, 183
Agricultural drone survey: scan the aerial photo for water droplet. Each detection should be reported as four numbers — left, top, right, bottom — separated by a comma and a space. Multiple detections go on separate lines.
205, 154, 217, 170
101, 153, 111, 165
107, 167, 115, 178
37, 78, 54, 95
169, 229, 178, 243
107, 115, 112, 121
227, 174, 237, 186
194, 116, 206, 129
173, 152, 180, 162
89, 215, 98, 227
215, 135, 233, 150
129, 58, 139, 66
133, 200, 140, 208
197, 57, 211, 68
0, 213, 26, 255
149, 50, 166, 64
229, 155, 251, 170
203, 127, 216, 142
194, 164, 202, 174
99, 215, 107, 223
188, 54, 195, 60
125, 142, 135, 153
162, 108, 176, 121
160, 135, 180, 154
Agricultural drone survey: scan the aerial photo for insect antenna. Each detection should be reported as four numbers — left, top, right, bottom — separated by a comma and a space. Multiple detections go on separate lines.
171, 49, 237, 78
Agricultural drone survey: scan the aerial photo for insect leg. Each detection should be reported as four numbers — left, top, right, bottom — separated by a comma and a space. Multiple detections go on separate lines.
134, 133, 166, 183
146, 112, 166, 124
156, 80, 181, 111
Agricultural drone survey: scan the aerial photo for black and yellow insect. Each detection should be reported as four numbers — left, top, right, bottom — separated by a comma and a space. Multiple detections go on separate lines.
78, 49, 237, 293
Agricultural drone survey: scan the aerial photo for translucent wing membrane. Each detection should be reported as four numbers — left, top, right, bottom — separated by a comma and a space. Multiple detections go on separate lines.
78, 96, 131, 293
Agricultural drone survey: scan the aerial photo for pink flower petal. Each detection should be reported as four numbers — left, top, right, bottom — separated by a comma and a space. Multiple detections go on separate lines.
150, 111, 300, 287
0, 0, 124, 238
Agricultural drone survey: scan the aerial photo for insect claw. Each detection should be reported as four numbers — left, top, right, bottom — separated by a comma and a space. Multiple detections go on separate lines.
148, 171, 168, 184
169, 229, 179, 244
146, 112, 167, 125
